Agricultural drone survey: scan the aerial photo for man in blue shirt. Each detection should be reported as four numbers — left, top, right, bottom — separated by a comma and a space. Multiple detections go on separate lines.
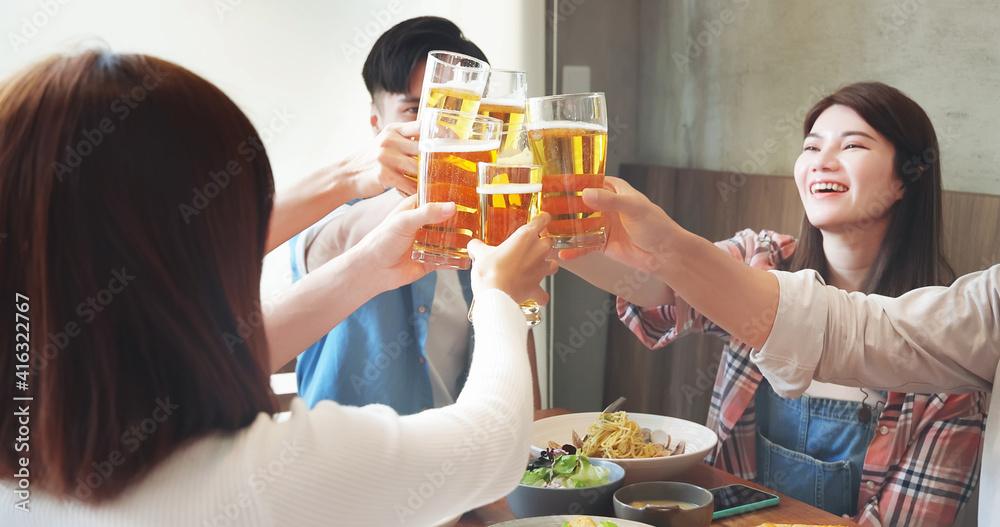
290, 17, 487, 414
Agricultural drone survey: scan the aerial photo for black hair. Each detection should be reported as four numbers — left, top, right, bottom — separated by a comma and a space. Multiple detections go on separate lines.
789, 82, 955, 295
362, 16, 489, 98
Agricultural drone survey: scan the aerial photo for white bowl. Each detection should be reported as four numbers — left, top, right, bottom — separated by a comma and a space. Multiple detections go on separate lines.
530, 412, 717, 485
493, 515, 652, 526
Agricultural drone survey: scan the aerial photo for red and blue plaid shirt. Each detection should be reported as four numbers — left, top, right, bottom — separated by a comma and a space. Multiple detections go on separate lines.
618, 229, 986, 526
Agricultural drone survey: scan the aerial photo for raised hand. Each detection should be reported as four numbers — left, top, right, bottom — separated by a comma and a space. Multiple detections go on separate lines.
563, 176, 682, 273
340, 120, 420, 198
349, 195, 455, 290
468, 213, 559, 306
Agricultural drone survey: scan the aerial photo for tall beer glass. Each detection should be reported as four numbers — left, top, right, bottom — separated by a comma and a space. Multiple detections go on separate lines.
418, 51, 490, 118
478, 70, 528, 161
526, 92, 608, 249
412, 108, 502, 269
476, 162, 543, 325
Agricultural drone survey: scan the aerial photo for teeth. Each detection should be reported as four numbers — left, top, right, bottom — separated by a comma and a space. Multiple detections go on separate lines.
811, 182, 848, 194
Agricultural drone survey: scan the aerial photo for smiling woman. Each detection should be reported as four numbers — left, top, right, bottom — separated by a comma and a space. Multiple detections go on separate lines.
788, 83, 953, 296
563, 82, 986, 527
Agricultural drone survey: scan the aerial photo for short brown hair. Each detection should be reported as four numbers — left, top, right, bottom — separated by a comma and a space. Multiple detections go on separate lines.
0, 51, 277, 501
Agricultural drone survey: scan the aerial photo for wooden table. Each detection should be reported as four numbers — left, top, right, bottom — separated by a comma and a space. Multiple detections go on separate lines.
456, 409, 859, 526
456, 463, 858, 526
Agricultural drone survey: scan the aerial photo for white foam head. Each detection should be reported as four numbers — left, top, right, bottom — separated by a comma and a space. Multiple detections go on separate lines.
479, 98, 526, 111
476, 183, 543, 194
524, 120, 607, 132
419, 137, 501, 153
426, 80, 486, 94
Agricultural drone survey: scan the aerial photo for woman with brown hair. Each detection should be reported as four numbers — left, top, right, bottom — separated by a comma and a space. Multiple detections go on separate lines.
0, 51, 556, 525
565, 83, 984, 525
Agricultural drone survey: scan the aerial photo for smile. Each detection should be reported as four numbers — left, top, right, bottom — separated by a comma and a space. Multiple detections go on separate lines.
810, 182, 848, 194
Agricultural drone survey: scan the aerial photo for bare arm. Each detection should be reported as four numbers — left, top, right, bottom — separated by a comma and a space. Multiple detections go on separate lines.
559, 252, 675, 307
265, 121, 419, 253
265, 197, 449, 371
265, 200, 558, 372
580, 177, 997, 395
304, 191, 402, 272
571, 177, 778, 348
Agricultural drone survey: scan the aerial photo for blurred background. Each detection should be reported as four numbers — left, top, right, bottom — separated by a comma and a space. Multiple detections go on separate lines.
4, 0, 1000, 419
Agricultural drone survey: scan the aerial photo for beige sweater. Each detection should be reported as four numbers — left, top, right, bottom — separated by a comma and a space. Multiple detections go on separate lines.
0, 289, 532, 526
752, 267, 999, 525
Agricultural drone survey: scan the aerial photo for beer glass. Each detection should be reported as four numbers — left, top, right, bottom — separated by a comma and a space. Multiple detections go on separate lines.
526, 92, 608, 249
401, 51, 490, 188
412, 108, 502, 269
418, 51, 490, 118
475, 162, 544, 326
478, 70, 528, 161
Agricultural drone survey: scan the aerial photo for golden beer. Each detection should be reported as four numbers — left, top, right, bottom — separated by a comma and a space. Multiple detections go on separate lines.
475, 163, 543, 326
404, 85, 486, 185
413, 138, 499, 269
424, 84, 483, 115
528, 122, 608, 248
479, 99, 528, 161
477, 182, 541, 245
478, 99, 526, 130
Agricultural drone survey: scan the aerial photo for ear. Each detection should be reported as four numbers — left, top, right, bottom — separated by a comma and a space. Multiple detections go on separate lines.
892, 175, 906, 201
370, 102, 381, 134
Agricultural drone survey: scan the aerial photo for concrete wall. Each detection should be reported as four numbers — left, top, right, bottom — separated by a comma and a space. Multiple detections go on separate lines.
638, 0, 1000, 194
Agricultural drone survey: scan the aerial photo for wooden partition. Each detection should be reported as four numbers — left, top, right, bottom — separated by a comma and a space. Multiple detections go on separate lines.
604, 164, 1000, 423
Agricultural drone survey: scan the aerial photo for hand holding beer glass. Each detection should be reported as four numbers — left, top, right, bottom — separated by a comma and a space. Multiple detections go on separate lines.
526, 92, 608, 249
474, 162, 544, 326
412, 108, 501, 269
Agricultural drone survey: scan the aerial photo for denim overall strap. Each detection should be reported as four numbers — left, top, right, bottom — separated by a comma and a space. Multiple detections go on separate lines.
754, 380, 878, 517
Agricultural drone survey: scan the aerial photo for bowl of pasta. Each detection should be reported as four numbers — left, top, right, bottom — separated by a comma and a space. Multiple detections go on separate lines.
530, 412, 717, 485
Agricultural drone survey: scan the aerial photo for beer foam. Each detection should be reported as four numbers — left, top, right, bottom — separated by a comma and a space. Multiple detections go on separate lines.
419, 138, 501, 153
479, 98, 526, 111
427, 81, 485, 93
524, 120, 607, 132
476, 183, 543, 194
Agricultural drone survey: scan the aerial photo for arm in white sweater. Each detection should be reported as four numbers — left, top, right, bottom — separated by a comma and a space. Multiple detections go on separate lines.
246, 289, 532, 525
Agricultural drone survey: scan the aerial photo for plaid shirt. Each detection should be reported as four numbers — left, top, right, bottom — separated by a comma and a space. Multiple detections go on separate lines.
618, 229, 986, 527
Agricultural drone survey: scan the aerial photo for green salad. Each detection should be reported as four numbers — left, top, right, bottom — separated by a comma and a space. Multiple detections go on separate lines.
559, 520, 617, 527
520, 449, 611, 489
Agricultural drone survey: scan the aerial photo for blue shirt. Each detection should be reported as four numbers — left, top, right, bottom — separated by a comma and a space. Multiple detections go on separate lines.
289, 219, 474, 416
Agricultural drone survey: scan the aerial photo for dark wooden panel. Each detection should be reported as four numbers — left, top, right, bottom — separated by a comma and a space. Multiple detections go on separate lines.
943, 190, 1000, 276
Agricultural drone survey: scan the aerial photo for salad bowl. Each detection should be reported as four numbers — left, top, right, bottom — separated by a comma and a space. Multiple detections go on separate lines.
507, 458, 625, 518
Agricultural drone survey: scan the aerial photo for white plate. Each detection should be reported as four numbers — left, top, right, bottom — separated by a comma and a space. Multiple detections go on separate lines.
531, 412, 718, 485
493, 515, 652, 526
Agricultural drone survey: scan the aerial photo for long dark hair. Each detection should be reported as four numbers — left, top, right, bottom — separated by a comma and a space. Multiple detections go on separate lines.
0, 51, 277, 501
789, 82, 955, 295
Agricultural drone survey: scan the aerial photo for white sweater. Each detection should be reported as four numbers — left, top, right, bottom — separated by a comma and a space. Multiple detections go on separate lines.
752, 267, 999, 525
1, 290, 532, 527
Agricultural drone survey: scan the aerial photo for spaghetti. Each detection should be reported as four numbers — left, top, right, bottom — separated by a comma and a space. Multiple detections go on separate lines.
579, 411, 668, 459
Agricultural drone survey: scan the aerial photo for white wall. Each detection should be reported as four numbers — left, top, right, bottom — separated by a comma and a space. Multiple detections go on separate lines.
1, 0, 546, 297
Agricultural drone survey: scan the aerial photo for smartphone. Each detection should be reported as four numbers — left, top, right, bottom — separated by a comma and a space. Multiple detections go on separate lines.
709, 483, 780, 519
